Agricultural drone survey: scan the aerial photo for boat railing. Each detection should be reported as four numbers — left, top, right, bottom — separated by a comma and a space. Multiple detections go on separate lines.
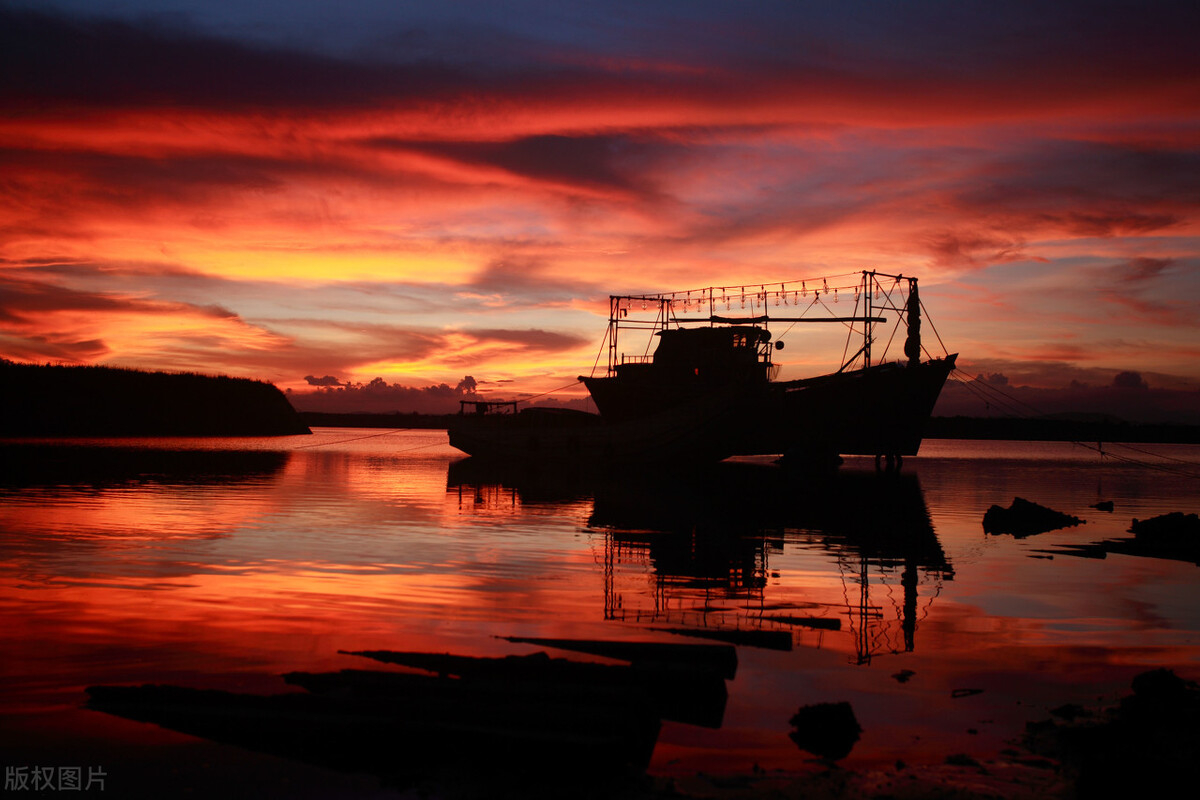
459, 400, 518, 416
598, 270, 947, 377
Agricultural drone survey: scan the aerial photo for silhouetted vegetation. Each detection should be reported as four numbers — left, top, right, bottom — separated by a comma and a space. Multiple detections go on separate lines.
926, 415, 1200, 444
0, 361, 309, 436
297, 410, 1200, 444
298, 411, 454, 429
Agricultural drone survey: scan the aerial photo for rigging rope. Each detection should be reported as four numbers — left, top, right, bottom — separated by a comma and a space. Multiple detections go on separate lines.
517, 379, 585, 403
588, 322, 611, 379
292, 429, 444, 450
918, 296, 948, 355
946, 372, 1200, 479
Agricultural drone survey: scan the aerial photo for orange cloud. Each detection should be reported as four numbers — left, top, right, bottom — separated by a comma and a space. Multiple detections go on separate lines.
2, 4, 1199, 404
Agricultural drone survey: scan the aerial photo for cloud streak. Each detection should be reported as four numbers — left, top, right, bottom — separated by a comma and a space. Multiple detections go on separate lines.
2, 2, 1199, 416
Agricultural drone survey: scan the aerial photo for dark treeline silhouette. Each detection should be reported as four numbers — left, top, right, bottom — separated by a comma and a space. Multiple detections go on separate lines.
926, 415, 1200, 444
298, 411, 455, 429
301, 408, 1200, 444
935, 373, 1200, 426
0, 361, 309, 436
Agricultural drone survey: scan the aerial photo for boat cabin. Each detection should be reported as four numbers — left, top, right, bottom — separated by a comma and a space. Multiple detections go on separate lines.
615, 325, 775, 386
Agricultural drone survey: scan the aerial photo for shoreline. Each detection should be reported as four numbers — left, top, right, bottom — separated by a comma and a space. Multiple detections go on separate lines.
294, 411, 1200, 445
643, 668, 1196, 799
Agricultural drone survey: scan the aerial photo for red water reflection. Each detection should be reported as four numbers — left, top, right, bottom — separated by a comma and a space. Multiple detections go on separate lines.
2, 434, 1198, 793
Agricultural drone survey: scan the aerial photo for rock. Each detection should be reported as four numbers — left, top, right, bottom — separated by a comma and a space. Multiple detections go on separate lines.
1025, 668, 1200, 798
1129, 667, 1194, 705
1125, 513, 1200, 563
1129, 512, 1200, 540
788, 701, 862, 762
983, 497, 1084, 537
1049, 703, 1091, 722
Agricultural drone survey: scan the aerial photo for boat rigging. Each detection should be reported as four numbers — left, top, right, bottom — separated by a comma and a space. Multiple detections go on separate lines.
598, 270, 945, 379
450, 269, 956, 465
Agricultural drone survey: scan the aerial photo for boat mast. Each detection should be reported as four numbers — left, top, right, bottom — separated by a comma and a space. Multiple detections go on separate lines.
904, 278, 921, 367
860, 270, 920, 370
863, 272, 873, 369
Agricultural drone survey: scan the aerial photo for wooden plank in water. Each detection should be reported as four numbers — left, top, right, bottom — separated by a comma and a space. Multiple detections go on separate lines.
762, 615, 842, 630
654, 627, 793, 651
501, 636, 737, 679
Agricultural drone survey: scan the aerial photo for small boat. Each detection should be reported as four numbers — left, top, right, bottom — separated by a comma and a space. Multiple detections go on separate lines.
449, 270, 956, 465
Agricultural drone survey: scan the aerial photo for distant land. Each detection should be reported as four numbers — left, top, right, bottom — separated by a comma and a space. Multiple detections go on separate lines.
298, 411, 1200, 444
925, 415, 1200, 445
287, 371, 1200, 426
299, 412, 455, 430
5, 358, 1195, 444
0, 361, 310, 437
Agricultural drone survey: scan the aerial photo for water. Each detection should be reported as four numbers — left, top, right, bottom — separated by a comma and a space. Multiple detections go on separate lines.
2, 431, 1198, 796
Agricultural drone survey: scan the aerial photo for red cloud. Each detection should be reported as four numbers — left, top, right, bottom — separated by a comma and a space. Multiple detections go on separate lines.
2, 5, 1199, 408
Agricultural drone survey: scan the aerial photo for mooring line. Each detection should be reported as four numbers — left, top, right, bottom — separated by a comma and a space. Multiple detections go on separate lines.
292, 428, 439, 450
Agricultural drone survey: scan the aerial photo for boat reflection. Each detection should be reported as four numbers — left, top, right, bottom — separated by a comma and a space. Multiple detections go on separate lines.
447, 458, 953, 665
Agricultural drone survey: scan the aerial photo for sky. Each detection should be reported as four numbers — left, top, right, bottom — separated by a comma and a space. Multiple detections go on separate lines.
2, 1, 1198, 419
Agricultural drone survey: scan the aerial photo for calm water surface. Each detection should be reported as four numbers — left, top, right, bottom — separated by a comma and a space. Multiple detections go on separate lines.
2, 431, 1198, 796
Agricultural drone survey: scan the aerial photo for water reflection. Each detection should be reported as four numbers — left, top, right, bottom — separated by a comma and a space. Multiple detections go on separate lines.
88, 640, 733, 796
1039, 519, 1200, 566
4, 435, 1198, 796
447, 458, 953, 665
0, 443, 291, 490
0, 445, 294, 587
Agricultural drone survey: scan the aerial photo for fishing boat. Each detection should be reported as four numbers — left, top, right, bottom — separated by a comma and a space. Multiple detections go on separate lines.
449, 270, 956, 465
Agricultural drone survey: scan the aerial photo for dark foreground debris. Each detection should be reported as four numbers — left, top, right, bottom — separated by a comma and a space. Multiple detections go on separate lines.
788, 701, 862, 762
1024, 668, 1200, 798
87, 643, 738, 798
1038, 510, 1200, 565
983, 497, 1084, 537
1129, 511, 1200, 539
650, 671, 1198, 799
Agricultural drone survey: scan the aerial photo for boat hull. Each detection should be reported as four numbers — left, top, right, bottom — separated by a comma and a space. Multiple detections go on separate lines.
451, 356, 954, 463
744, 355, 957, 458
448, 393, 741, 463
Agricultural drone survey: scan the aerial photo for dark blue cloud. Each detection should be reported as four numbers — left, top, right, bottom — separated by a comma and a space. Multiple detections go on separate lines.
0, 6, 473, 109
9, 1, 1197, 108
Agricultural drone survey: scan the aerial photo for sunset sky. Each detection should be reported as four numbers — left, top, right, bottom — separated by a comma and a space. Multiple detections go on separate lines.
3, 1, 1198, 416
